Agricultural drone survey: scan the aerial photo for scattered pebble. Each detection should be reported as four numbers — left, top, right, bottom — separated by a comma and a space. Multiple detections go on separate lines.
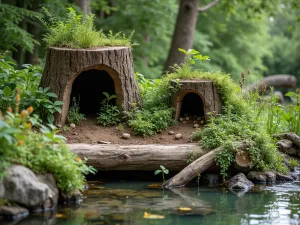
182, 121, 187, 124
179, 117, 183, 122
122, 133, 131, 139
197, 117, 201, 121
193, 120, 197, 124
70, 123, 76, 128
72, 132, 78, 136
193, 124, 199, 128
175, 133, 182, 140
57, 124, 62, 128
168, 131, 175, 135
200, 120, 205, 125
97, 141, 111, 144
185, 117, 190, 121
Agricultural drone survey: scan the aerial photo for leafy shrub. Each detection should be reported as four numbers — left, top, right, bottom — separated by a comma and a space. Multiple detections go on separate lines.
40, 7, 133, 49
0, 98, 96, 193
96, 92, 120, 126
68, 97, 86, 124
129, 108, 174, 136
0, 54, 62, 124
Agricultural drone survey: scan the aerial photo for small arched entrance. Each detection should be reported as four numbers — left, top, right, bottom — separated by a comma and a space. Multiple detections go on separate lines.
180, 92, 205, 118
70, 69, 116, 116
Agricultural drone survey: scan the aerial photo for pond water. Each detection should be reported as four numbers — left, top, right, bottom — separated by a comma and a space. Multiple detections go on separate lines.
13, 176, 300, 225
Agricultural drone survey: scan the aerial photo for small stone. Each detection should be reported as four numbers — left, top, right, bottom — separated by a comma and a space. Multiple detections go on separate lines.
193, 124, 199, 128
122, 133, 131, 139
185, 117, 190, 121
200, 120, 205, 125
168, 131, 175, 135
97, 141, 111, 144
182, 121, 187, 124
72, 132, 78, 136
175, 133, 182, 140
179, 117, 183, 122
57, 124, 62, 128
70, 123, 76, 128
193, 121, 197, 124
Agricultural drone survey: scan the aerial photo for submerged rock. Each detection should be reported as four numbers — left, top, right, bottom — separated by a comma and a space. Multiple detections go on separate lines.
247, 171, 267, 184
225, 173, 254, 192
60, 190, 82, 204
0, 165, 59, 212
276, 173, 294, 182
0, 205, 29, 221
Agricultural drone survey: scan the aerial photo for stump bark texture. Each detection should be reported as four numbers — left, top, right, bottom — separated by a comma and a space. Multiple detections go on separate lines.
40, 47, 141, 125
171, 80, 222, 121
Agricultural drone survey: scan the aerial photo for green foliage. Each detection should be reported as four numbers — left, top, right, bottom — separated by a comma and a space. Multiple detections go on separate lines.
283, 91, 300, 134
0, 105, 96, 193
96, 92, 120, 126
128, 108, 174, 136
0, 3, 40, 52
0, 55, 62, 124
67, 97, 86, 125
40, 7, 133, 49
178, 48, 210, 68
154, 165, 169, 183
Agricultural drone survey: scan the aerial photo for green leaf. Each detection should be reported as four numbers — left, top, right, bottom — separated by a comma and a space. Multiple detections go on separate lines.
103, 92, 109, 98
154, 170, 162, 175
54, 101, 64, 106
187, 49, 199, 55
160, 165, 166, 170
164, 169, 169, 175
285, 92, 295, 97
178, 48, 188, 54
54, 107, 62, 113
46, 92, 58, 98
3, 86, 12, 98
47, 114, 54, 124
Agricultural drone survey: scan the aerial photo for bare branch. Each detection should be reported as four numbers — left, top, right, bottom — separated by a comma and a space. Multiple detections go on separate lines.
198, 0, 220, 12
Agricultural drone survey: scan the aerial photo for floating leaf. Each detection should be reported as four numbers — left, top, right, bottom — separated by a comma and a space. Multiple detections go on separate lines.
143, 212, 165, 219
179, 207, 192, 211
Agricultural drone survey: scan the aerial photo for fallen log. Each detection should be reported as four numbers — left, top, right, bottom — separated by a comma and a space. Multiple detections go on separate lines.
244, 75, 297, 93
68, 144, 208, 171
275, 132, 300, 148
163, 142, 251, 188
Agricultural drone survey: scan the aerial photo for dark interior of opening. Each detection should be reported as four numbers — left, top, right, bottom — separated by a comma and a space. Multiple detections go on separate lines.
70, 69, 115, 115
180, 92, 204, 118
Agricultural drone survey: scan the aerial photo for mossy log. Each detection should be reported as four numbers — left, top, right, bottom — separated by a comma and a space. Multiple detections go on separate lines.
163, 141, 251, 188
68, 144, 208, 171
40, 47, 141, 125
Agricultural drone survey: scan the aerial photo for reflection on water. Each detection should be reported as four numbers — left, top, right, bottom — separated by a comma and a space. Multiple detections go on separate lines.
6, 180, 300, 225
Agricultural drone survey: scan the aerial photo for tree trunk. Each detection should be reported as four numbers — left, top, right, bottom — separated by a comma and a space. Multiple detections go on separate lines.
75, 0, 91, 14
40, 47, 142, 125
163, 141, 251, 188
244, 75, 297, 93
275, 133, 300, 148
68, 144, 207, 171
163, 0, 199, 73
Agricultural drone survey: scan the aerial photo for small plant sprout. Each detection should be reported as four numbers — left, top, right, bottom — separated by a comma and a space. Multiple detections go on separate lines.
178, 48, 210, 68
154, 165, 169, 183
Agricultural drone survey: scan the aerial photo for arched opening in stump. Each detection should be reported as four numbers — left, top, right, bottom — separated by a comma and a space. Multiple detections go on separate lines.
180, 92, 205, 118
70, 69, 116, 116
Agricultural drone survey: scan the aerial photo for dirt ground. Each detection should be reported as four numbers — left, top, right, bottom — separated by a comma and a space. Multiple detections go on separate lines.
62, 117, 202, 145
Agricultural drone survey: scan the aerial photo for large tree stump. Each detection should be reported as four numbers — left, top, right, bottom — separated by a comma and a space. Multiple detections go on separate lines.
170, 80, 222, 121
40, 47, 142, 125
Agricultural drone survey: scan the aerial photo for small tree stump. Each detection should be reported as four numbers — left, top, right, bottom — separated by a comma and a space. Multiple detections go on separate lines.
40, 47, 142, 125
170, 80, 222, 121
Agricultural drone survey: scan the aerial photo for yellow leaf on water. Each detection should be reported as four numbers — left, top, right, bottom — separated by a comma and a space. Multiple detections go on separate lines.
143, 212, 165, 219
56, 213, 64, 218
179, 207, 192, 211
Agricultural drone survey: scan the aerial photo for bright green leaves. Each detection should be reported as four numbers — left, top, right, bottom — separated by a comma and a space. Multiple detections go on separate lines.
154, 165, 169, 182
96, 92, 120, 126
178, 48, 210, 68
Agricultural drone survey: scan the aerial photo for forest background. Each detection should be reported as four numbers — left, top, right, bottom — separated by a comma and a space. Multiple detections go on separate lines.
0, 0, 299, 82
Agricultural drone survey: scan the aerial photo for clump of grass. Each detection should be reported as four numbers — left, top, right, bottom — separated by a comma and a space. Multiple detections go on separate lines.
39, 7, 133, 49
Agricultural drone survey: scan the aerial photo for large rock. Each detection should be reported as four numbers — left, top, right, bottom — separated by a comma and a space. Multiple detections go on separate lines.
0, 166, 59, 212
0, 205, 29, 221
247, 171, 276, 184
276, 173, 294, 182
225, 173, 254, 192
277, 139, 299, 158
